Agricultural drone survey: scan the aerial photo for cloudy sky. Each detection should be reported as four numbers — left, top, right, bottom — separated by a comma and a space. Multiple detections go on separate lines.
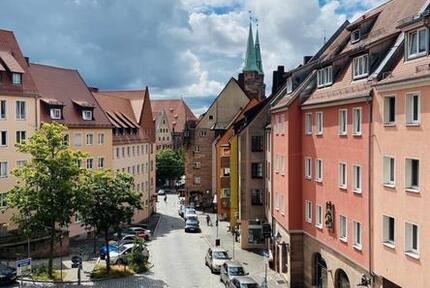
0, 0, 383, 115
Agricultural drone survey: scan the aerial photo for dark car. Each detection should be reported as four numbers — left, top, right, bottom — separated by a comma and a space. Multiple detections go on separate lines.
0, 263, 17, 286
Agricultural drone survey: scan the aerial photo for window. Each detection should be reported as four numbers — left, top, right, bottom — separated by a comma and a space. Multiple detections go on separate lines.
286, 77, 293, 94
316, 112, 323, 135
305, 201, 312, 223
0, 131, 7, 147
339, 215, 347, 241
406, 28, 427, 60
405, 158, 419, 192
98, 133, 105, 145
16, 160, 26, 168
86, 134, 93, 145
132, 146, 135, 156
16, 131, 26, 144
193, 162, 201, 169
317, 66, 333, 87
221, 188, 230, 198
0, 193, 7, 208
208, 115, 214, 120
353, 221, 362, 249
352, 107, 362, 135
383, 156, 395, 186
127, 147, 130, 157
305, 157, 312, 179
194, 145, 200, 152
251, 163, 263, 178
86, 158, 94, 169
74, 133, 82, 146
82, 110, 93, 121
63, 134, 69, 146
305, 113, 312, 135
338, 109, 347, 135
222, 168, 230, 177
0, 162, 7, 178
193, 176, 201, 184
384, 96, 396, 124
251, 189, 263, 205
12, 73, 22, 84
50, 108, 61, 120
315, 159, 323, 182
353, 165, 361, 193
279, 114, 285, 134
351, 29, 361, 43
251, 136, 263, 152
383, 216, 395, 245
352, 54, 369, 79
16, 101, 25, 120
121, 147, 125, 157
339, 162, 347, 189
406, 94, 420, 125
316, 205, 323, 228
0, 100, 5, 120
97, 157, 104, 169
199, 130, 207, 137
280, 155, 285, 176
405, 222, 419, 256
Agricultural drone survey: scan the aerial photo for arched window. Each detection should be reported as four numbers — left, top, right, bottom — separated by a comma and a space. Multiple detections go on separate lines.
335, 269, 350, 288
313, 253, 327, 288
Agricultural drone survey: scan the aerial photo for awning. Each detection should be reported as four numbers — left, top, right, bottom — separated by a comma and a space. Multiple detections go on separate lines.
0, 51, 25, 73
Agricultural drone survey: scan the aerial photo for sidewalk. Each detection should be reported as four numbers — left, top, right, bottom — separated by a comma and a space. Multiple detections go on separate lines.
199, 212, 289, 288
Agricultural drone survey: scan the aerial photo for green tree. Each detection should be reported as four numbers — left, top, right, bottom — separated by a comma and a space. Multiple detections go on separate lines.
155, 148, 184, 186
7, 123, 85, 277
77, 170, 141, 272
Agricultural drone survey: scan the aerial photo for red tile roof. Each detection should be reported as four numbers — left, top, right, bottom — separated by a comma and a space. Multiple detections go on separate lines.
30, 63, 111, 128
151, 99, 197, 133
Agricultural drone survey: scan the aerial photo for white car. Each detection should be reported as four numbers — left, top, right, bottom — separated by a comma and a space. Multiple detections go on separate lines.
109, 243, 149, 265
184, 208, 197, 219
205, 247, 231, 273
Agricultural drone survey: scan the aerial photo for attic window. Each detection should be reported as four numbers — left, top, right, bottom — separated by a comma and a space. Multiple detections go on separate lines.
351, 29, 361, 44
50, 108, 62, 120
82, 110, 93, 121
317, 66, 333, 88
12, 73, 22, 85
406, 28, 428, 60
286, 77, 293, 94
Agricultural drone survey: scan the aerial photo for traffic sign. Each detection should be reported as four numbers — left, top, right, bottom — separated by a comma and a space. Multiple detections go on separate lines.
16, 258, 31, 276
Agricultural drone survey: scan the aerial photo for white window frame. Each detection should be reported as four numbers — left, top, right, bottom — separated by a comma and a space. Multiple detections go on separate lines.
86, 158, 94, 169
194, 176, 201, 184
50, 108, 61, 120
405, 222, 419, 257
0, 100, 6, 120
352, 165, 361, 193
86, 133, 94, 145
305, 113, 312, 135
0, 131, 7, 147
406, 28, 428, 60
315, 159, 323, 182
315, 112, 323, 135
383, 215, 395, 247
384, 96, 396, 125
317, 66, 333, 88
338, 109, 347, 135
339, 215, 347, 242
0, 162, 7, 178
280, 155, 285, 176
305, 200, 312, 224
305, 157, 312, 180
405, 158, 420, 192
383, 156, 395, 187
16, 131, 26, 144
316, 205, 323, 229
98, 133, 105, 145
353, 220, 362, 250
352, 54, 369, 79
352, 107, 362, 136
0, 193, 8, 208
280, 114, 285, 134
16, 101, 26, 120
338, 162, 347, 189
74, 133, 82, 146
12, 73, 22, 84
82, 110, 93, 121
97, 157, 104, 169
286, 77, 293, 94
351, 29, 361, 43
406, 93, 420, 125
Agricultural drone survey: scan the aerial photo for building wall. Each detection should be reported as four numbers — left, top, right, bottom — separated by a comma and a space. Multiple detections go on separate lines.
0, 95, 37, 228
302, 101, 371, 272
229, 135, 239, 228
265, 128, 272, 225
372, 83, 430, 288
155, 112, 172, 150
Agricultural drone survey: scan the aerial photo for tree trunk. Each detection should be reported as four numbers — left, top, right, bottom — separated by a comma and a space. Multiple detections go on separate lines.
93, 229, 97, 255
48, 225, 55, 277
104, 228, 111, 273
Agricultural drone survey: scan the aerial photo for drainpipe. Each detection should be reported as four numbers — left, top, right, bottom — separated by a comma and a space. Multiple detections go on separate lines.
367, 96, 373, 284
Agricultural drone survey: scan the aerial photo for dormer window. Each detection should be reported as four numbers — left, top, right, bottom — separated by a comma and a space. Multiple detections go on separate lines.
286, 77, 293, 94
406, 28, 428, 60
50, 108, 61, 120
352, 54, 369, 80
82, 110, 93, 121
351, 29, 361, 44
12, 73, 22, 84
317, 66, 333, 88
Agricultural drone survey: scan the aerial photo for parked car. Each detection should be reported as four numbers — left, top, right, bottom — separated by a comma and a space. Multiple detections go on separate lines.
99, 242, 120, 260
184, 217, 200, 232
184, 208, 197, 219
157, 189, 166, 195
220, 261, 247, 284
126, 226, 151, 240
109, 243, 149, 265
205, 247, 231, 273
226, 276, 259, 288
0, 264, 16, 286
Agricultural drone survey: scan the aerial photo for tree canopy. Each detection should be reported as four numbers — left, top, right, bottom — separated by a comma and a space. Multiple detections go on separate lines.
155, 148, 184, 186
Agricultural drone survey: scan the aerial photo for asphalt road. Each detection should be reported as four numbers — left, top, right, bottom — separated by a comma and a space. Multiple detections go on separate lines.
145, 194, 224, 288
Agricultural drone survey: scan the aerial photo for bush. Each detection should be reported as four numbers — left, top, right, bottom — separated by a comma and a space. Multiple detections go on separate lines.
127, 238, 150, 273
90, 264, 134, 280
31, 265, 64, 281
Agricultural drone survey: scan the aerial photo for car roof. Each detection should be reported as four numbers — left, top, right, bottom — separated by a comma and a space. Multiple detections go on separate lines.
225, 260, 243, 267
234, 276, 258, 284
212, 247, 228, 252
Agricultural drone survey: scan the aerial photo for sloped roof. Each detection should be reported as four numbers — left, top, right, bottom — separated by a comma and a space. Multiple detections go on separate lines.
151, 99, 197, 133
0, 29, 38, 97
30, 63, 111, 128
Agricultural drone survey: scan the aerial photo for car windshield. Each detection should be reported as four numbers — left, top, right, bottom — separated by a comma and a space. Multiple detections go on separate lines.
241, 284, 258, 288
187, 216, 198, 221
213, 251, 229, 259
119, 246, 130, 253
228, 266, 244, 276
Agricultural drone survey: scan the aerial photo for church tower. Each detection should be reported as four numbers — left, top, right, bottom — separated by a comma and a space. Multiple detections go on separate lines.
239, 19, 265, 101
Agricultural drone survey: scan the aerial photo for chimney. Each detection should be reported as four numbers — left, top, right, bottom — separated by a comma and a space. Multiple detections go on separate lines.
88, 87, 99, 92
303, 56, 313, 65
272, 66, 286, 95
24, 57, 29, 66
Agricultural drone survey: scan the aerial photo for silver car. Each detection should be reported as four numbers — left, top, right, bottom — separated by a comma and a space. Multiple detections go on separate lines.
226, 276, 260, 288
220, 261, 247, 284
205, 247, 231, 273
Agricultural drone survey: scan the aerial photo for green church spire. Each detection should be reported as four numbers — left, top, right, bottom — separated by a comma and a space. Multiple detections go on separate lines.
243, 21, 259, 73
255, 26, 264, 75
